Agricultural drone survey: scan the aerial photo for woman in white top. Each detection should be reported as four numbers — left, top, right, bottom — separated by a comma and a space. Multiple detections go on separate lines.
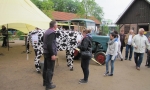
104, 32, 118, 76
114, 31, 123, 61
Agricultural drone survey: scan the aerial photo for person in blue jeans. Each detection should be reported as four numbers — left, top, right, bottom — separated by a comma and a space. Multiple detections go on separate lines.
124, 30, 135, 60
78, 29, 92, 83
132, 28, 150, 70
104, 32, 118, 76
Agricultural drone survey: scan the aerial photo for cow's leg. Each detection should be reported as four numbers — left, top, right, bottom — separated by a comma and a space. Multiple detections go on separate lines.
66, 47, 74, 71
66, 49, 70, 67
35, 49, 42, 73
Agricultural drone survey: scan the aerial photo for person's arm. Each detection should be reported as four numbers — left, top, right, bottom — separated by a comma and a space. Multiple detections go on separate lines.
124, 35, 127, 44
145, 38, 150, 46
105, 44, 109, 55
111, 42, 118, 60
47, 32, 56, 56
145, 38, 150, 50
132, 35, 137, 48
78, 37, 89, 51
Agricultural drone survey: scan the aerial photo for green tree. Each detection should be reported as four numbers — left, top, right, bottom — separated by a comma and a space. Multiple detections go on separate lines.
92, 3, 104, 21
77, 0, 104, 21
31, 0, 42, 9
31, 0, 54, 18
52, 0, 80, 13
41, 0, 54, 18
103, 25, 109, 35
31, 0, 103, 22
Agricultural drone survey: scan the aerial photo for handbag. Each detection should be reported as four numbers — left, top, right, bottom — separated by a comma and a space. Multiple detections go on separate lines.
81, 50, 92, 57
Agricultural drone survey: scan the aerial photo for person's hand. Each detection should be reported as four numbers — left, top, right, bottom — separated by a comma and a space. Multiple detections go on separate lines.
51, 55, 56, 61
135, 46, 138, 49
78, 40, 81, 43
26, 50, 29, 54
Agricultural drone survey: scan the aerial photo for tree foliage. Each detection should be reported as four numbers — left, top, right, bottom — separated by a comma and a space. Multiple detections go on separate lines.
51, 0, 80, 13
31, 0, 104, 22
76, 0, 103, 21
102, 25, 109, 35
31, 0, 54, 18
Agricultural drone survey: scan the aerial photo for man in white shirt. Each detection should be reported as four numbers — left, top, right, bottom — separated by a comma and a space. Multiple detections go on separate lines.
132, 28, 150, 70
124, 30, 135, 60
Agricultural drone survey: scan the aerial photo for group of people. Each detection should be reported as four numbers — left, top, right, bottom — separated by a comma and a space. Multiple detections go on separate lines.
26, 20, 92, 90
42, 20, 92, 90
104, 28, 150, 76
26, 20, 150, 90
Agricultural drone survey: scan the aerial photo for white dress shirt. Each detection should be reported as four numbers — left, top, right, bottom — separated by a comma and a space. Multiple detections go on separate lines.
127, 35, 132, 45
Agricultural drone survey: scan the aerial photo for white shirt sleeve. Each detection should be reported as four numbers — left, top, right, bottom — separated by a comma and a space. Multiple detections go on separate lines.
111, 42, 118, 60
132, 35, 137, 48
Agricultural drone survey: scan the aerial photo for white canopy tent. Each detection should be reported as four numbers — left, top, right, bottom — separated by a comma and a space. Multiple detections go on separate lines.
0, 0, 51, 33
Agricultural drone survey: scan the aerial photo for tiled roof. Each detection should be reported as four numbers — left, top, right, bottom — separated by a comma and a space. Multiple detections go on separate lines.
51, 11, 101, 24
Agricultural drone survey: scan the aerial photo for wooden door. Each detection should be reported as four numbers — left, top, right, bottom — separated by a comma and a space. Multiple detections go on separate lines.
124, 25, 130, 34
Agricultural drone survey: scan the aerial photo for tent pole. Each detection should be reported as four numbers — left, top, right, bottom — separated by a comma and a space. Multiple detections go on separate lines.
7, 24, 9, 51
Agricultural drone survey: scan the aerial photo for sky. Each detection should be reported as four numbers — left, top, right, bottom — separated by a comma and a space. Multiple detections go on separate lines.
95, 0, 133, 23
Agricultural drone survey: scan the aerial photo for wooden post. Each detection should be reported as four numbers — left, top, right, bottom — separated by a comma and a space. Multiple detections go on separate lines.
7, 24, 9, 51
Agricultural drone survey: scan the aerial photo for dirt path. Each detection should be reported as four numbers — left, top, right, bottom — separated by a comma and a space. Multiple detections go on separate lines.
0, 40, 150, 90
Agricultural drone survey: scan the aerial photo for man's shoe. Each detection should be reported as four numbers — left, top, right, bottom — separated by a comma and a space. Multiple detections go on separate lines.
37, 71, 41, 74
145, 64, 148, 66
46, 84, 56, 90
129, 58, 131, 61
108, 74, 113, 76
43, 82, 46, 86
43, 82, 53, 86
121, 58, 123, 61
79, 79, 84, 81
104, 71, 109, 76
136, 67, 140, 70
79, 79, 88, 84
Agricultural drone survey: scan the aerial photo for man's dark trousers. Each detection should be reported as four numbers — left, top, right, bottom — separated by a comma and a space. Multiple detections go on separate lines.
125, 44, 133, 60
134, 52, 144, 67
43, 53, 55, 87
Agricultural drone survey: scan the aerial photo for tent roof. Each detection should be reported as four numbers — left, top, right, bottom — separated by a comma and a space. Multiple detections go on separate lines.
0, 0, 51, 33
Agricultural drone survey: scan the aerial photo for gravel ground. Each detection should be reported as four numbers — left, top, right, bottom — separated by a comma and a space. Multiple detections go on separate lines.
0, 40, 150, 90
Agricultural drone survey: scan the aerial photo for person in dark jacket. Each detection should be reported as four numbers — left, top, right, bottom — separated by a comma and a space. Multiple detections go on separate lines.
119, 30, 126, 53
78, 29, 92, 84
43, 20, 57, 90
145, 36, 150, 68
1, 25, 8, 47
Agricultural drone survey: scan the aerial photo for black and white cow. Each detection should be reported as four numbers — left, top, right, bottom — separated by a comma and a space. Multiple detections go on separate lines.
56, 30, 81, 70
27, 29, 82, 71
26, 29, 45, 73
